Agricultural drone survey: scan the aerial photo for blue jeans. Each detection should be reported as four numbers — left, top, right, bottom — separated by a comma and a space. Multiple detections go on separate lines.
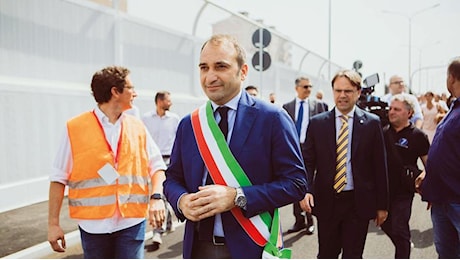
431, 203, 460, 258
79, 220, 146, 259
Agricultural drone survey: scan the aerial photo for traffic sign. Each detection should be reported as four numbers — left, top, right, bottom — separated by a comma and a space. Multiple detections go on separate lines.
251, 51, 271, 71
252, 28, 271, 48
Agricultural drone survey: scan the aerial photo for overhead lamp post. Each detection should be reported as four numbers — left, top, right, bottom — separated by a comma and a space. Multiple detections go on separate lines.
382, 3, 440, 93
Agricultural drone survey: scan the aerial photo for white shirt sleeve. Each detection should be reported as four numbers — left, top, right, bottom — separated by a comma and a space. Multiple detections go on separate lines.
50, 127, 72, 185
145, 125, 167, 177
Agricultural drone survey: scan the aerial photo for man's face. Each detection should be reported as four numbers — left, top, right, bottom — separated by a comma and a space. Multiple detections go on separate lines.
199, 41, 247, 105
389, 76, 405, 94
119, 75, 136, 111
246, 89, 258, 97
388, 100, 411, 127
447, 73, 456, 97
158, 94, 172, 111
332, 76, 360, 115
295, 79, 312, 100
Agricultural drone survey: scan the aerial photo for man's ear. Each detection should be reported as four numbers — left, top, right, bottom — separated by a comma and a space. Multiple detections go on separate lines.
240, 63, 248, 81
111, 86, 120, 97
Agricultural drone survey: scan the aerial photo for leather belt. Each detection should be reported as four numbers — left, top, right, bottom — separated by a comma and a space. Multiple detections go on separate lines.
212, 236, 225, 246
334, 190, 354, 199
162, 155, 171, 159
194, 223, 226, 245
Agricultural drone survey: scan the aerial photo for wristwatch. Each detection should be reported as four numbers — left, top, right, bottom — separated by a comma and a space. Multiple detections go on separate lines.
234, 187, 247, 210
150, 193, 163, 200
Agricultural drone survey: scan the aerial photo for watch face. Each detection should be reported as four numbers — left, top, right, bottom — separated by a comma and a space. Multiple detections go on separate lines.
236, 196, 247, 207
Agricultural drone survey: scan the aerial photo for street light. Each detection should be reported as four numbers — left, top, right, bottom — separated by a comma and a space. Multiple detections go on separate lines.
382, 3, 440, 93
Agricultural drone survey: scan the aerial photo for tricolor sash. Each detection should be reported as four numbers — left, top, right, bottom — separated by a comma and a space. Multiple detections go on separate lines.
191, 101, 291, 258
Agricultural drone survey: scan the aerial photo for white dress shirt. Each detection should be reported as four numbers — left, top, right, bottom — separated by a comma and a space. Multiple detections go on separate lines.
142, 110, 180, 156
334, 106, 355, 191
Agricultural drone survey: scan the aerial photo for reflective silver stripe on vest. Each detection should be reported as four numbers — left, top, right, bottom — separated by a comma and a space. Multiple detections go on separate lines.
69, 195, 117, 207
68, 175, 148, 189
119, 194, 149, 204
68, 177, 107, 189
118, 175, 149, 185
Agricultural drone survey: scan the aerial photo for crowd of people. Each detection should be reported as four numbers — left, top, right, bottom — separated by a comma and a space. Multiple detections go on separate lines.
47, 34, 460, 259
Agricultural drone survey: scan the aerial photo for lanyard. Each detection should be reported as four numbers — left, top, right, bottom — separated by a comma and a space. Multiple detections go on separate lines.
92, 110, 123, 165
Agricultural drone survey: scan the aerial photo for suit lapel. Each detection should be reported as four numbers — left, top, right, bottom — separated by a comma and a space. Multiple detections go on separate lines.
229, 92, 257, 158
351, 107, 366, 159
325, 110, 337, 157
286, 99, 296, 121
309, 99, 316, 117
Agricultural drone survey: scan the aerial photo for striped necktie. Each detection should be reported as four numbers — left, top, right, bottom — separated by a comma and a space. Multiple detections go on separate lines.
334, 115, 349, 193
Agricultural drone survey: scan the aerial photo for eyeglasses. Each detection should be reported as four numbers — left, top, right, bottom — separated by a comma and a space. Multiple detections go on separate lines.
334, 89, 356, 95
302, 85, 312, 89
390, 81, 404, 85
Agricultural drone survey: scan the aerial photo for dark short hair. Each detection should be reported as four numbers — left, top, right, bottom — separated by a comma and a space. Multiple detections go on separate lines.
295, 76, 310, 86
245, 85, 258, 91
200, 34, 246, 70
331, 70, 361, 90
91, 66, 130, 104
448, 57, 460, 81
155, 91, 170, 104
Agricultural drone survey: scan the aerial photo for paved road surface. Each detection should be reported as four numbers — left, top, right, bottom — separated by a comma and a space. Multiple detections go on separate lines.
41, 194, 436, 259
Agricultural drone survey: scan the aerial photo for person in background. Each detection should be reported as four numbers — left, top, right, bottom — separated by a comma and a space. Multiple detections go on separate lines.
48, 66, 167, 259
315, 89, 329, 111
421, 91, 442, 143
142, 90, 180, 251
421, 57, 460, 258
434, 93, 449, 113
382, 94, 429, 258
163, 34, 308, 258
244, 85, 258, 97
381, 75, 423, 128
269, 92, 276, 104
301, 69, 388, 258
282, 76, 327, 235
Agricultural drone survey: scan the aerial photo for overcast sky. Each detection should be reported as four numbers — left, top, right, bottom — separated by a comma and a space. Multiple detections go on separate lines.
127, 0, 459, 96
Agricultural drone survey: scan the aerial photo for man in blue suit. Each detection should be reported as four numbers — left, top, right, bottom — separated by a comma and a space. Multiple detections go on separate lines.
300, 70, 389, 258
283, 76, 327, 235
163, 34, 308, 258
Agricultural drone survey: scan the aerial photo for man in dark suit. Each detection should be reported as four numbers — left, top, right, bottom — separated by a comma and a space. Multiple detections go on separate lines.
300, 70, 389, 258
164, 34, 308, 259
283, 76, 327, 235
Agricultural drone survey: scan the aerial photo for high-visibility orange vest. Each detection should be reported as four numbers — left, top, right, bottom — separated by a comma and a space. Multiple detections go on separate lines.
66, 111, 150, 219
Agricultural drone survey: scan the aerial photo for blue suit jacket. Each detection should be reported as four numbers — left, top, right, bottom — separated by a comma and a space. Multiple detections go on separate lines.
164, 91, 308, 258
302, 107, 389, 220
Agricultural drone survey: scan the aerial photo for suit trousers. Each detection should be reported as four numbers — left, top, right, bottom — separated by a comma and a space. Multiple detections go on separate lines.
293, 201, 313, 225
317, 191, 369, 259
381, 195, 413, 259
191, 226, 231, 259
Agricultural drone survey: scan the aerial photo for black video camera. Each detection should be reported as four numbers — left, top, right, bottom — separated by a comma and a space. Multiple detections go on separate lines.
357, 73, 389, 126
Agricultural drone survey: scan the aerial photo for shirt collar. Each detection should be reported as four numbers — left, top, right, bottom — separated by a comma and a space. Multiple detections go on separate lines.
210, 89, 242, 112
334, 106, 356, 119
296, 97, 308, 103
94, 106, 124, 125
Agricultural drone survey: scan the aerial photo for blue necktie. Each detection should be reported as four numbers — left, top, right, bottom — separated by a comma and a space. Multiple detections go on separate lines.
296, 101, 304, 137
